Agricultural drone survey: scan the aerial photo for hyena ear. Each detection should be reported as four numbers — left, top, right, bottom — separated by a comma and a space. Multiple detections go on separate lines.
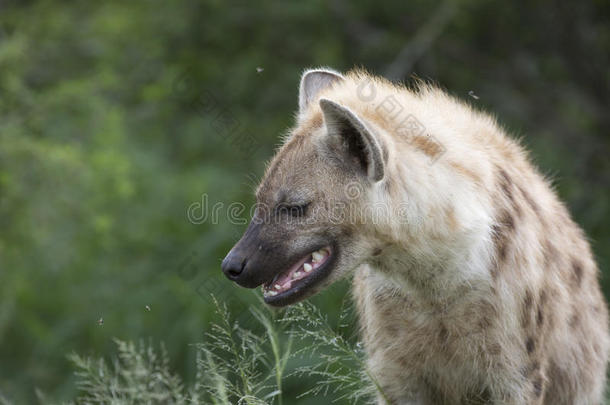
319, 98, 385, 182
299, 68, 344, 115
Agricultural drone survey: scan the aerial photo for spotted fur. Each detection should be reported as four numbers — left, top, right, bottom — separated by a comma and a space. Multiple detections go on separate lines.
251, 68, 610, 404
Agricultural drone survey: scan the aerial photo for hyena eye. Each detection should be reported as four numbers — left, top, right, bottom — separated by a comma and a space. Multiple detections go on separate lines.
277, 202, 310, 217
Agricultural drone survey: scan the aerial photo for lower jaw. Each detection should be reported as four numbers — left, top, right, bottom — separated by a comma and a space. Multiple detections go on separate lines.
262, 248, 336, 307
263, 282, 321, 307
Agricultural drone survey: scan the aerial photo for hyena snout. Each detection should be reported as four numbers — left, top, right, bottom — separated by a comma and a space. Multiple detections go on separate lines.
220, 248, 249, 285
222, 217, 338, 306
221, 221, 275, 288
221, 240, 272, 289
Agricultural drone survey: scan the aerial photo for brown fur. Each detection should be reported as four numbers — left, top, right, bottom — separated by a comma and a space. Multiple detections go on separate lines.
227, 68, 609, 404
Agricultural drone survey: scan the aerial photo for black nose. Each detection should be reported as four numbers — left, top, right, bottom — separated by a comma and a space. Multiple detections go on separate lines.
221, 220, 266, 288
221, 250, 247, 281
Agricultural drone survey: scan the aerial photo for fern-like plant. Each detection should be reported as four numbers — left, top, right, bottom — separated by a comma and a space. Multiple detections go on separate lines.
63, 296, 385, 405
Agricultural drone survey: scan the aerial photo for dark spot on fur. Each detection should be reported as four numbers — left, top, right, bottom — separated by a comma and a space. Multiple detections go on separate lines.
522, 290, 533, 328
539, 290, 548, 305
478, 316, 492, 330
536, 291, 547, 327
536, 306, 544, 327
572, 259, 584, 287
411, 135, 445, 160
372, 247, 383, 256
491, 209, 515, 269
387, 324, 399, 337
450, 161, 482, 184
489, 343, 502, 356
569, 312, 579, 329
526, 337, 535, 354
498, 210, 514, 232
438, 324, 449, 345
522, 360, 540, 377
491, 224, 506, 262
497, 168, 523, 218
518, 185, 541, 215
383, 180, 392, 197
543, 240, 560, 269
498, 169, 513, 202
533, 376, 543, 397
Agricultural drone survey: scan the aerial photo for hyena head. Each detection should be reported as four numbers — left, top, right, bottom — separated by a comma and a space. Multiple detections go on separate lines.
222, 68, 390, 307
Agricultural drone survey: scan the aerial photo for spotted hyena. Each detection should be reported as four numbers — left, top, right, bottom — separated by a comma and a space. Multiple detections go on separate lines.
221, 68, 609, 404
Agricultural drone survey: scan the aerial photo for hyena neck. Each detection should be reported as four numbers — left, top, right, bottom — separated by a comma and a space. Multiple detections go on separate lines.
367, 234, 493, 305
365, 165, 496, 303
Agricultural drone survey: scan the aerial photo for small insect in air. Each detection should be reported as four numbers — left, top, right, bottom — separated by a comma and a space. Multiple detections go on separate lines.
97, 317, 104, 326
145, 305, 151, 312
256, 67, 264, 74
468, 90, 480, 100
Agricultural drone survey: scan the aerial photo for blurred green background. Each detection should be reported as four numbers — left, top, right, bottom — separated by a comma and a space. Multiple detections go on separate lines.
0, 0, 609, 403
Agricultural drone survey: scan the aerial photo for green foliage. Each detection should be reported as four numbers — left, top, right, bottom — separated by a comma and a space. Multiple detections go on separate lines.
284, 301, 383, 403
63, 299, 378, 405
69, 341, 186, 404
0, 0, 608, 403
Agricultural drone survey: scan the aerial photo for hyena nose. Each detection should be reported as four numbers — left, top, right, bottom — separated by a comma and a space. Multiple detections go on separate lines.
221, 251, 248, 282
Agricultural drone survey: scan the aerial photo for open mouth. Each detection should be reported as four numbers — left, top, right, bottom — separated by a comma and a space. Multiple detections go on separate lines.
262, 246, 333, 306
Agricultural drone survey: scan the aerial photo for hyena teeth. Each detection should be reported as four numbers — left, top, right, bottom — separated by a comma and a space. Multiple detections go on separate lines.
303, 263, 313, 273
268, 290, 278, 296
312, 251, 324, 263
274, 284, 281, 290
294, 271, 302, 278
